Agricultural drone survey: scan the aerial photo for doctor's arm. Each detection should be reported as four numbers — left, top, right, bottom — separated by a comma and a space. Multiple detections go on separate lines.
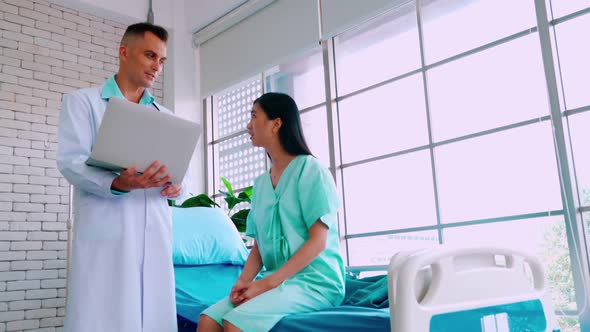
58, 93, 174, 197
57, 93, 121, 198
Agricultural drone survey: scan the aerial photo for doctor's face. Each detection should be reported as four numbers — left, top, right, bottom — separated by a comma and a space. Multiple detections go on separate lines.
120, 31, 167, 88
247, 103, 278, 148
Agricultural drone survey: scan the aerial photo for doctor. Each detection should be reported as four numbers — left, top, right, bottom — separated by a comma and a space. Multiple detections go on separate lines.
57, 22, 186, 332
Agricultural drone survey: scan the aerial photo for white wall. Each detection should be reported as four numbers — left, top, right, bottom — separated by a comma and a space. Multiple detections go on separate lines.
163, 0, 204, 195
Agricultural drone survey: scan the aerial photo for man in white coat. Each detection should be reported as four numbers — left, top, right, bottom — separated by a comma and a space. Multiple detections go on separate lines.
57, 23, 186, 331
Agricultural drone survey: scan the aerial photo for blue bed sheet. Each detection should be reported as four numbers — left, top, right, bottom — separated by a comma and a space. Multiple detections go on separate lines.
175, 264, 242, 322
271, 306, 390, 332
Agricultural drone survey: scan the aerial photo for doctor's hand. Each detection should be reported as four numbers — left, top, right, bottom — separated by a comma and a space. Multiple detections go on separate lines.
111, 161, 171, 192
161, 183, 181, 198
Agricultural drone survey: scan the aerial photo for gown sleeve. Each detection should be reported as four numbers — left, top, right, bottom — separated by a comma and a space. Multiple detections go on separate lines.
297, 157, 340, 229
57, 92, 118, 198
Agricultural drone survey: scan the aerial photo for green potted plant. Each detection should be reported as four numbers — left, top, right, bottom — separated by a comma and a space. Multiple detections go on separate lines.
169, 177, 252, 233
217, 177, 252, 233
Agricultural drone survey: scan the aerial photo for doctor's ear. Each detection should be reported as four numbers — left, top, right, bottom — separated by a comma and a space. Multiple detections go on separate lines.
119, 44, 129, 61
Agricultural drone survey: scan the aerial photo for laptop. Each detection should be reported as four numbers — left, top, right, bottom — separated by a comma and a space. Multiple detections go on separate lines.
86, 97, 201, 184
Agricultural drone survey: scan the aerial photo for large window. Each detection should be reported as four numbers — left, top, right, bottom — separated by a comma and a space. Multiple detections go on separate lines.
264, 48, 330, 166
551, 4, 590, 329
203, 1, 590, 330
332, 1, 585, 330
553, 6, 590, 210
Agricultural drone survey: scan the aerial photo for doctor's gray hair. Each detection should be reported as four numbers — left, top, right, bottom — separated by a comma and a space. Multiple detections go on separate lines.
121, 22, 168, 45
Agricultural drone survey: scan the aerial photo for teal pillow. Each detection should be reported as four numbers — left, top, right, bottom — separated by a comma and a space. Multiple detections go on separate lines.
172, 207, 249, 266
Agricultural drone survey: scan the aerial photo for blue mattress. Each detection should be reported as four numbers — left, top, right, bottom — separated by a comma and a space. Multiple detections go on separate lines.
175, 264, 242, 322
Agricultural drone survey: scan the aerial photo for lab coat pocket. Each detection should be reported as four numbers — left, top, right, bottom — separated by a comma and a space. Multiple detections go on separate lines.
75, 194, 124, 241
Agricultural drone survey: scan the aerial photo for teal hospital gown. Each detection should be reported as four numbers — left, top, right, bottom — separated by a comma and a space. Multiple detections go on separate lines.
202, 155, 345, 331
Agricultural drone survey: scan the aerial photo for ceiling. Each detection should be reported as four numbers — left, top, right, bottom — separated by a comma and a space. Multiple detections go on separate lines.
185, 0, 247, 33
48, 0, 247, 33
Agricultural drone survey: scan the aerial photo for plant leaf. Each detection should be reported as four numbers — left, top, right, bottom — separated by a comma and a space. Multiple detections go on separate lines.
202, 195, 220, 208
221, 177, 234, 196
237, 191, 251, 203
242, 186, 253, 198
180, 194, 219, 208
225, 196, 240, 210
231, 209, 250, 233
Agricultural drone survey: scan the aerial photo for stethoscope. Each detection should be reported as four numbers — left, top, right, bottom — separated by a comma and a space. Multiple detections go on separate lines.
105, 98, 161, 111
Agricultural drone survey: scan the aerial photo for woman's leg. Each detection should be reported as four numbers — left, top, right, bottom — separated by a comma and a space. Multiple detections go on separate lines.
197, 314, 223, 332
223, 320, 242, 332
199, 297, 235, 332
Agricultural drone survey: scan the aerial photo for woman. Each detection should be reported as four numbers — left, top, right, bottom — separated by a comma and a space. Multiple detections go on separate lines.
198, 93, 345, 332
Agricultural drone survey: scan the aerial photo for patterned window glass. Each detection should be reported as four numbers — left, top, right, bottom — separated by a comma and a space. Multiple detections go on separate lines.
216, 133, 266, 191
210, 77, 267, 195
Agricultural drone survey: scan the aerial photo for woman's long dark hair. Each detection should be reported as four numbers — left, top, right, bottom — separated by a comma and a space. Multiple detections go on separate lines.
254, 92, 313, 156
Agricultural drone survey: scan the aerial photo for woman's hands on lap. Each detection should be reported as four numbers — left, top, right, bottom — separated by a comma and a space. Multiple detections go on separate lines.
229, 278, 275, 306
229, 279, 249, 306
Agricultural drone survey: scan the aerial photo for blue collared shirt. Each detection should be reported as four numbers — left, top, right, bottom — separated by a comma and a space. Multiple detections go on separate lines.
101, 75, 155, 106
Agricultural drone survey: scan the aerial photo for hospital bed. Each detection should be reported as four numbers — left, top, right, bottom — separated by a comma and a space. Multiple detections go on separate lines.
175, 244, 558, 332
175, 264, 390, 332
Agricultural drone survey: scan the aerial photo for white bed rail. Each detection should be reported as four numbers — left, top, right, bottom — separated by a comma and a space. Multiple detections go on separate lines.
387, 246, 558, 332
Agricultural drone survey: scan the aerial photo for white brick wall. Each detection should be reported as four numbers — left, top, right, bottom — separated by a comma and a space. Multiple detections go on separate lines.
0, 0, 165, 330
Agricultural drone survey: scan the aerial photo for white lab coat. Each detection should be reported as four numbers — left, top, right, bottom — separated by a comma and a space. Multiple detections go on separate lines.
57, 85, 187, 332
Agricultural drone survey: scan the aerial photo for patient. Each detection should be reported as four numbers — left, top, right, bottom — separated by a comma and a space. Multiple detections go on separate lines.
197, 92, 345, 332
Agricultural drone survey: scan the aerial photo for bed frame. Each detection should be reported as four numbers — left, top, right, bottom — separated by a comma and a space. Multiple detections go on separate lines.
388, 246, 558, 332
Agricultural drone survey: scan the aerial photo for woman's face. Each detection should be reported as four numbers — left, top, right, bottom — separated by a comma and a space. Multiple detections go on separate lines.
246, 103, 277, 148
